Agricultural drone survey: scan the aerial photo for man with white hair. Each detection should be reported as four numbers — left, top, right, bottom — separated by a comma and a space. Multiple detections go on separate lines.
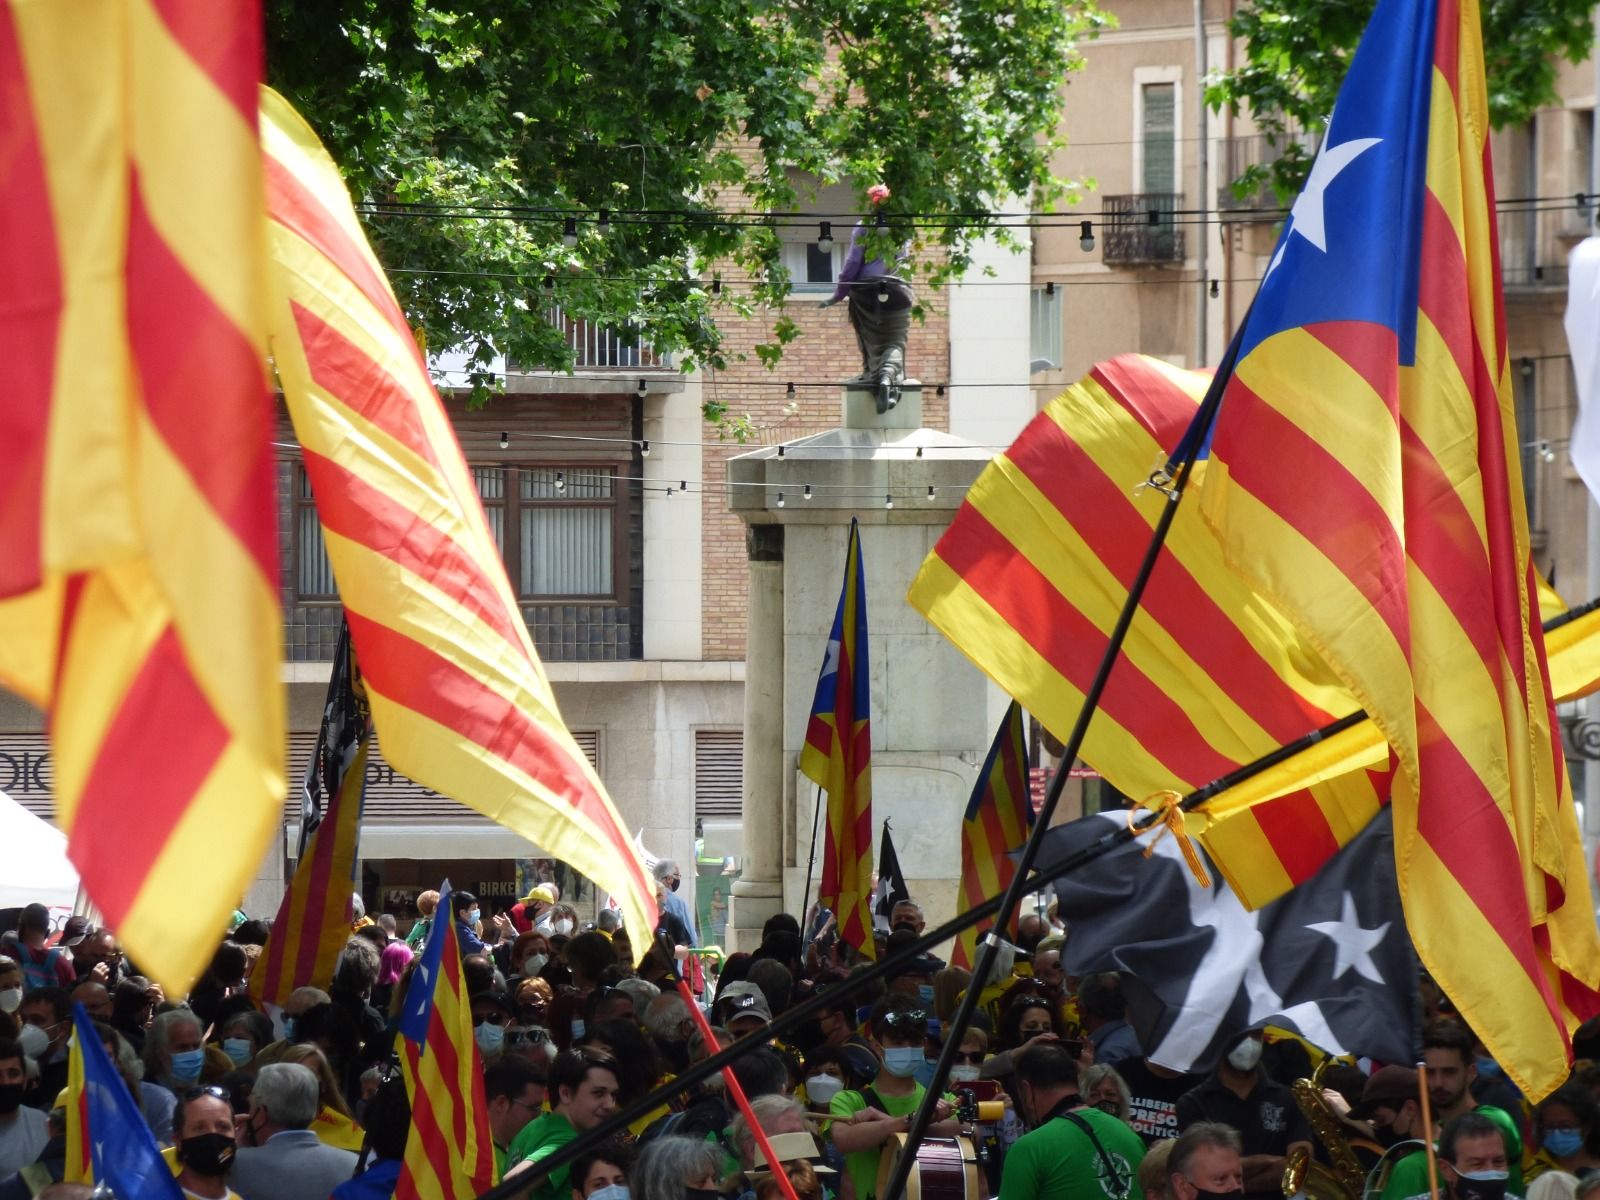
229, 1063, 358, 1200
651, 860, 699, 948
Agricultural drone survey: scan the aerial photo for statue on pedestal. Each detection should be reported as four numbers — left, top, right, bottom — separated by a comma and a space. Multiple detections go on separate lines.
820, 184, 914, 413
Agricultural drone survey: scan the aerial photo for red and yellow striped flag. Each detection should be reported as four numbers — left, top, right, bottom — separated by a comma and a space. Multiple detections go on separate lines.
1197, 0, 1600, 1097
0, 0, 283, 992
250, 740, 366, 1009
801, 519, 875, 957
909, 355, 1390, 910
258, 87, 657, 944
64, 1030, 89, 1184
398, 882, 497, 1200
951, 703, 1032, 971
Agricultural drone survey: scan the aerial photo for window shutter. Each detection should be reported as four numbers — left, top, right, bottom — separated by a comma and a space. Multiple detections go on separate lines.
694, 730, 743, 821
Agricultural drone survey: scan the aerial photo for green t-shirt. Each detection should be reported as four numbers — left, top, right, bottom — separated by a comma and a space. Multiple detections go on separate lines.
1380, 1106, 1524, 1200
998, 1107, 1146, 1200
506, 1111, 578, 1200
829, 1086, 938, 1200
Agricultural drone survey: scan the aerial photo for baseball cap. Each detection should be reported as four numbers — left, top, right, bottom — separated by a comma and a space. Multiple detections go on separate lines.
56, 915, 92, 948
1354, 1064, 1421, 1117
716, 981, 773, 1025
520, 885, 557, 906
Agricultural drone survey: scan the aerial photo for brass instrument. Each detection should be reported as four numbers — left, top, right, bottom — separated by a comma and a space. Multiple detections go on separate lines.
1282, 1064, 1385, 1200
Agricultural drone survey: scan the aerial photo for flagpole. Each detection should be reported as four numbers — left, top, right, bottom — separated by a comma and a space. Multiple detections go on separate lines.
800, 782, 825, 940
480, 686, 1415, 1200
879, 322, 1255, 1200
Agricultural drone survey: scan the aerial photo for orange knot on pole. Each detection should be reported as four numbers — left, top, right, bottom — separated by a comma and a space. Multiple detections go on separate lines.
1131, 791, 1211, 889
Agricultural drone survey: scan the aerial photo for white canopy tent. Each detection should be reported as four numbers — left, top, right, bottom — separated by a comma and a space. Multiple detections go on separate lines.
0, 787, 80, 918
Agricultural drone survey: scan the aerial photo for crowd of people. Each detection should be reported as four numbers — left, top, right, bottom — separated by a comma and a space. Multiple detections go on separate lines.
2, 862, 1599, 1200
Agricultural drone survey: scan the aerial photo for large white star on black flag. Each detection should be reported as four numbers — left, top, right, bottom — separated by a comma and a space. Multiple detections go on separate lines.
1040, 806, 1414, 1073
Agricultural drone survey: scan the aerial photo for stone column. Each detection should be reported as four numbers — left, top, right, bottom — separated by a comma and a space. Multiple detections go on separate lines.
728, 523, 785, 951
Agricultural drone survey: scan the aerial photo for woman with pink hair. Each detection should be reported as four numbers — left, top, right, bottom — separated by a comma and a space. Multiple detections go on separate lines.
371, 940, 414, 1013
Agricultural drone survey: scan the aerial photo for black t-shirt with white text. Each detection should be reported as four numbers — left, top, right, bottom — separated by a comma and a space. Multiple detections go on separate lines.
1116, 1059, 1202, 1145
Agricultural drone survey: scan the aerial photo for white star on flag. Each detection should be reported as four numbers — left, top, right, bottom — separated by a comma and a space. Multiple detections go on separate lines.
1266, 136, 1383, 276
1306, 893, 1391, 984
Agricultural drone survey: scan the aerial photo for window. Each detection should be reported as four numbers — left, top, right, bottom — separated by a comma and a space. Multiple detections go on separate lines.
1142, 82, 1177, 194
1030, 286, 1063, 371
293, 462, 622, 603
780, 239, 846, 293
694, 730, 744, 822
295, 468, 337, 600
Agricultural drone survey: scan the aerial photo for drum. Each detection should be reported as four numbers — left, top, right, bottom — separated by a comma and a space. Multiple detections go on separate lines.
876, 1133, 983, 1200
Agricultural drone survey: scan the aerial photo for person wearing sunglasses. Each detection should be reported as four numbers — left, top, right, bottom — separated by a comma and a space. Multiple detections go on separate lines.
829, 998, 960, 1200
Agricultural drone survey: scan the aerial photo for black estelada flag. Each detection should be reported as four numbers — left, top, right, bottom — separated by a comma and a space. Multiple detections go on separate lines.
1037, 806, 1415, 1072
873, 820, 912, 933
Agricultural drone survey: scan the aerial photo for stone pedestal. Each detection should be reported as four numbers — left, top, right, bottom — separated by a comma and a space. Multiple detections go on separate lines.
728, 526, 786, 951
726, 391, 999, 953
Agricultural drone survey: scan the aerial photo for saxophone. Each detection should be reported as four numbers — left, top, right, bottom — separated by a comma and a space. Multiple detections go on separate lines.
1282, 1064, 1384, 1200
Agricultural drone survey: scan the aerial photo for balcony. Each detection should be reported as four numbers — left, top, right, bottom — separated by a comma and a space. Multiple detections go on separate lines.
1102, 194, 1185, 266
545, 306, 676, 371
1217, 135, 1282, 216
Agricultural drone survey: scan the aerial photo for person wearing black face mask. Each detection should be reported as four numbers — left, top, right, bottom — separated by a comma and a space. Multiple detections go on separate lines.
1167, 1123, 1245, 1200
999, 1041, 1146, 1200
173, 1087, 241, 1200
1352, 1063, 1429, 1200
651, 861, 700, 950
0, 1039, 47, 1178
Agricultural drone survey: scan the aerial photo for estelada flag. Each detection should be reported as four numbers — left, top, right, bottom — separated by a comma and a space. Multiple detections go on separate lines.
0, 0, 283, 992
259, 87, 656, 944
801, 518, 875, 957
397, 880, 496, 1200
1194, 0, 1600, 1097
952, 703, 1032, 971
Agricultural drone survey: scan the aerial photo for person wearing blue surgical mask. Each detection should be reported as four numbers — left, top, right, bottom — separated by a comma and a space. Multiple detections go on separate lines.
472, 989, 516, 1063
148, 1009, 211, 1095
216, 1010, 274, 1071
570, 1141, 634, 1200
828, 998, 961, 1200
1535, 1085, 1600, 1178
451, 890, 491, 955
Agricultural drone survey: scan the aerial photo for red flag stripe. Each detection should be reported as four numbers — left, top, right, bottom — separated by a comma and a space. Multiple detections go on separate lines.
1008, 410, 1341, 735
125, 189, 276, 576
145, 0, 260, 122
1247, 792, 1347, 884
287, 298, 445, 482
1212, 368, 1411, 649
0, 5, 58, 599
300, 447, 531, 658
265, 157, 426, 386
66, 626, 231, 918
344, 613, 648, 895
935, 507, 1239, 784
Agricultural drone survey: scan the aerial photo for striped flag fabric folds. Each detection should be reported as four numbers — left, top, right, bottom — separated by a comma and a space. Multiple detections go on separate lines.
72, 1002, 183, 1200
1196, 0, 1600, 1097
952, 702, 1032, 971
801, 518, 876, 957
250, 743, 366, 1010
398, 881, 497, 1200
909, 356, 1391, 909
64, 1028, 89, 1184
0, 0, 283, 992
259, 87, 656, 944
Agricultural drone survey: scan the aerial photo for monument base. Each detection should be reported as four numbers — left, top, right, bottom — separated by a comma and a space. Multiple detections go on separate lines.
842, 382, 922, 430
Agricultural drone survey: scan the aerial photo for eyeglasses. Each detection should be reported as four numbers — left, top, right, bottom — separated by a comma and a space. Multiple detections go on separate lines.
510, 1096, 542, 1112
506, 1027, 550, 1047
475, 1012, 508, 1026
954, 1052, 985, 1065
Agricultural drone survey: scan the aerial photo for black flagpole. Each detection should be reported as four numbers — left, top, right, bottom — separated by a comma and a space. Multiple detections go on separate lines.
800, 782, 825, 940
879, 319, 1251, 1200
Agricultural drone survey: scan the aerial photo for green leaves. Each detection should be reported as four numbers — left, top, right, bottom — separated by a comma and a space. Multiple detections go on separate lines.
266, 0, 1103, 418
1210, 0, 1594, 200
